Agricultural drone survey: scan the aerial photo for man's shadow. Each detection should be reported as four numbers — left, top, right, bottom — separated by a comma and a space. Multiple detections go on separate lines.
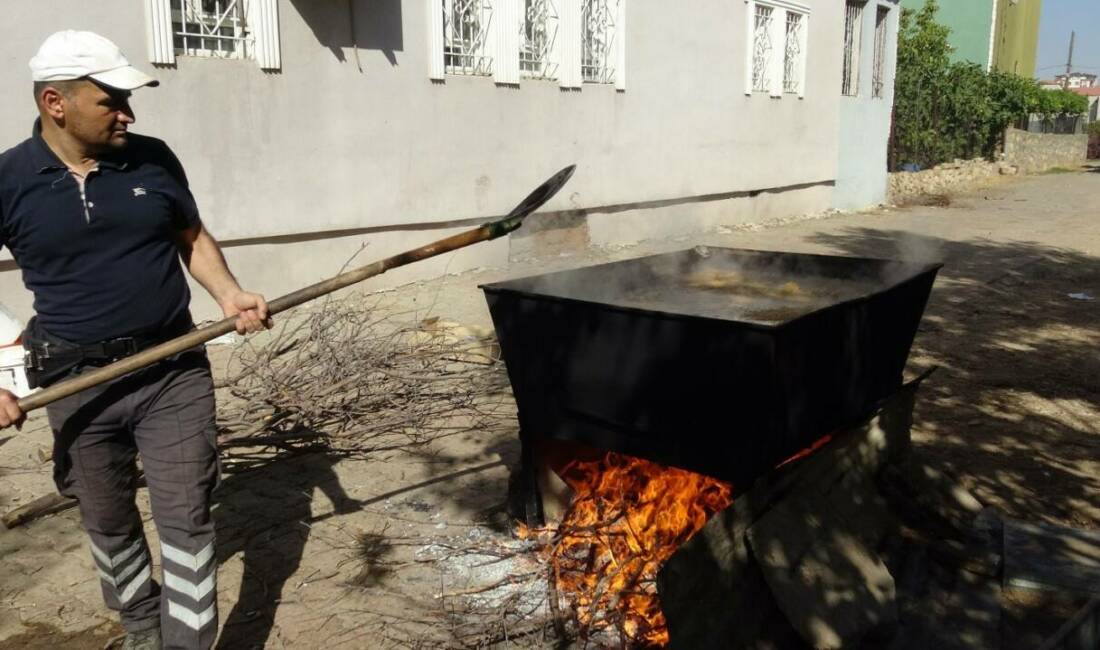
212, 450, 358, 649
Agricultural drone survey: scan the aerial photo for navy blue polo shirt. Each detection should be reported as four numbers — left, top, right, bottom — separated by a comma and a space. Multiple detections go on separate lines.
0, 121, 199, 344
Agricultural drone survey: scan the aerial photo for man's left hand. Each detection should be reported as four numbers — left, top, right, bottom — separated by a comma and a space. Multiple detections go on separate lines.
222, 290, 271, 334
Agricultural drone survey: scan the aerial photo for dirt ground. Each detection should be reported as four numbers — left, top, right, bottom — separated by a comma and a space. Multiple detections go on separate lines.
0, 167, 1097, 648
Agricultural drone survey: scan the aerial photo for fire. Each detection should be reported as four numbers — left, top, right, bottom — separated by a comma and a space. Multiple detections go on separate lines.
525, 451, 734, 647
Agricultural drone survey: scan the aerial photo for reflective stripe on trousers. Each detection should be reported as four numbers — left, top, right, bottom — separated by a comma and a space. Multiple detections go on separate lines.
49, 349, 220, 649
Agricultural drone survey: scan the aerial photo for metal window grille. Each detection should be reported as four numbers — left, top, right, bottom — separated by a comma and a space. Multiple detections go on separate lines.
581, 0, 617, 84
841, 1, 863, 96
171, 0, 248, 59
751, 4, 773, 93
521, 0, 559, 79
444, 0, 494, 76
783, 12, 803, 94
872, 6, 889, 98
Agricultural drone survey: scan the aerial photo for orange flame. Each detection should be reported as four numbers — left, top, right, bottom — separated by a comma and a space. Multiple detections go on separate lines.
531, 452, 734, 647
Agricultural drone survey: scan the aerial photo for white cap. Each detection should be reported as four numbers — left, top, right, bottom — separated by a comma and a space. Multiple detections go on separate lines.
29, 30, 158, 91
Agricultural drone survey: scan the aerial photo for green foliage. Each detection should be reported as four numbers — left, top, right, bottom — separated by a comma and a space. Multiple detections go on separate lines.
1088, 121, 1100, 138
892, 0, 953, 168
892, 0, 1087, 169
1037, 89, 1089, 116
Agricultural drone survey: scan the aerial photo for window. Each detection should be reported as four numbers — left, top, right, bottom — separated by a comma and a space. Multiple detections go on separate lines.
428, 0, 625, 90
581, 0, 619, 84
841, 1, 864, 96
872, 6, 889, 98
444, 0, 495, 76
144, 0, 281, 69
751, 5, 774, 93
521, 0, 560, 79
172, 0, 246, 59
745, 1, 809, 98
783, 11, 804, 94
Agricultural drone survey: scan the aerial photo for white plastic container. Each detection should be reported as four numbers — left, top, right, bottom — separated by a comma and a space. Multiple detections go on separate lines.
0, 303, 21, 346
0, 345, 32, 397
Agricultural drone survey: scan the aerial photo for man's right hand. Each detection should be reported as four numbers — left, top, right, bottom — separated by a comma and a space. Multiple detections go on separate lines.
0, 389, 25, 430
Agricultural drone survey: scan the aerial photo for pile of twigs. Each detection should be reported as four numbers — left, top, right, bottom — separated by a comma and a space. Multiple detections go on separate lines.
343, 523, 563, 650
214, 293, 512, 464
210, 294, 576, 646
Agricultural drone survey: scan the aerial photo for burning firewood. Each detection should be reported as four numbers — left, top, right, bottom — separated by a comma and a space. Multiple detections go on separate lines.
518, 451, 734, 647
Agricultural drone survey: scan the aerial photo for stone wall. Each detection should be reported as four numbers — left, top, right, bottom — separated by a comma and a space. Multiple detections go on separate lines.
1003, 127, 1088, 174
888, 128, 1089, 203
888, 158, 1009, 204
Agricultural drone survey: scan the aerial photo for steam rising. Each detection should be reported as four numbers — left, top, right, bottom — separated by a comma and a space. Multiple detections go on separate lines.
484, 247, 941, 325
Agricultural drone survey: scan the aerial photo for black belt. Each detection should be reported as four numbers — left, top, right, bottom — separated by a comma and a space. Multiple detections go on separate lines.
25, 336, 143, 370
24, 327, 188, 375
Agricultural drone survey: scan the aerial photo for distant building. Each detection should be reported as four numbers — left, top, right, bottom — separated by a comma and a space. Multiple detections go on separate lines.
1072, 87, 1100, 123
899, 0, 1041, 77
991, 0, 1042, 77
1055, 72, 1097, 89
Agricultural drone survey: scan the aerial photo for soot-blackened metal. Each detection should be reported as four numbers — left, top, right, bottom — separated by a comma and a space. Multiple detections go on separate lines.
481, 248, 941, 525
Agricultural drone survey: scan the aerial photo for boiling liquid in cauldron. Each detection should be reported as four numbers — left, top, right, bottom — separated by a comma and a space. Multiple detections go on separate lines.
564, 257, 882, 325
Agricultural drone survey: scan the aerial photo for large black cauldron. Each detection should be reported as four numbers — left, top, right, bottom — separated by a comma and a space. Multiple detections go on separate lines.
481, 247, 940, 487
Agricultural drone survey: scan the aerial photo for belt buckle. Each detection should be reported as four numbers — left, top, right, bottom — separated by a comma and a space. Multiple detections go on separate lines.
113, 337, 138, 361
25, 342, 50, 370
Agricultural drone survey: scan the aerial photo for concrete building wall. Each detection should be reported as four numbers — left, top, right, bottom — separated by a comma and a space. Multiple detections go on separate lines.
992, 0, 1041, 78
835, 1, 900, 210
900, 0, 994, 68
1, 1, 847, 324
899, 0, 1040, 77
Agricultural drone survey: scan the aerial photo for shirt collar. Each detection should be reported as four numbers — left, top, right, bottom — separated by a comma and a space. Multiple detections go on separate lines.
29, 119, 65, 174
98, 153, 129, 171
30, 118, 129, 173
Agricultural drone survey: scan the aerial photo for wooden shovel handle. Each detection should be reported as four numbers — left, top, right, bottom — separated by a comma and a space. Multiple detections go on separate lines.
17, 226, 491, 413
16, 164, 575, 413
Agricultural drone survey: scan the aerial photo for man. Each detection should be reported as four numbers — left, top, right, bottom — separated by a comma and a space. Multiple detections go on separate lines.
0, 31, 269, 649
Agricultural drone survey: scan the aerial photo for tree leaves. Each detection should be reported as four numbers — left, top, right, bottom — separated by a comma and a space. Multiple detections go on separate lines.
893, 0, 1088, 169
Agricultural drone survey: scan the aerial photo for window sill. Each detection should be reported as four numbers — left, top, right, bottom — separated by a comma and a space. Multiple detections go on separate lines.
747, 92, 803, 99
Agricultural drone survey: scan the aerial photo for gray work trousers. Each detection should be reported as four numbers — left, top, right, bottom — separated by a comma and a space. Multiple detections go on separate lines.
47, 348, 220, 650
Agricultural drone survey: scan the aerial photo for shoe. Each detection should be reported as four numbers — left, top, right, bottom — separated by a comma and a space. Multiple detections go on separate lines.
121, 627, 162, 650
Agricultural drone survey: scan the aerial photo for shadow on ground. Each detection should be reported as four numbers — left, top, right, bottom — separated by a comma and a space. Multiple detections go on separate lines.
209, 432, 519, 648
807, 228, 1100, 527
653, 228, 1099, 649
807, 228, 1099, 649
212, 452, 357, 649
205, 227, 1099, 649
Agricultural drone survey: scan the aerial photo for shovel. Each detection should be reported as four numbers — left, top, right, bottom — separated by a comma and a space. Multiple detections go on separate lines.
16, 165, 576, 414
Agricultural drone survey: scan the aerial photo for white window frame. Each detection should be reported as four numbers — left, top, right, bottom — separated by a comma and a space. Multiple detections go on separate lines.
429, 0, 625, 90
521, 0, 561, 80
173, 0, 248, 60
744, 0, 809, 99
782, 10, 806, 95
580, 0, 623, 86
441, 0, 496, 77
144, 0, 281, 70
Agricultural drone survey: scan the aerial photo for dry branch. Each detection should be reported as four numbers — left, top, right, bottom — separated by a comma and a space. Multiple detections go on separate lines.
4, 295, 512, 528
213, 294, 511, 463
